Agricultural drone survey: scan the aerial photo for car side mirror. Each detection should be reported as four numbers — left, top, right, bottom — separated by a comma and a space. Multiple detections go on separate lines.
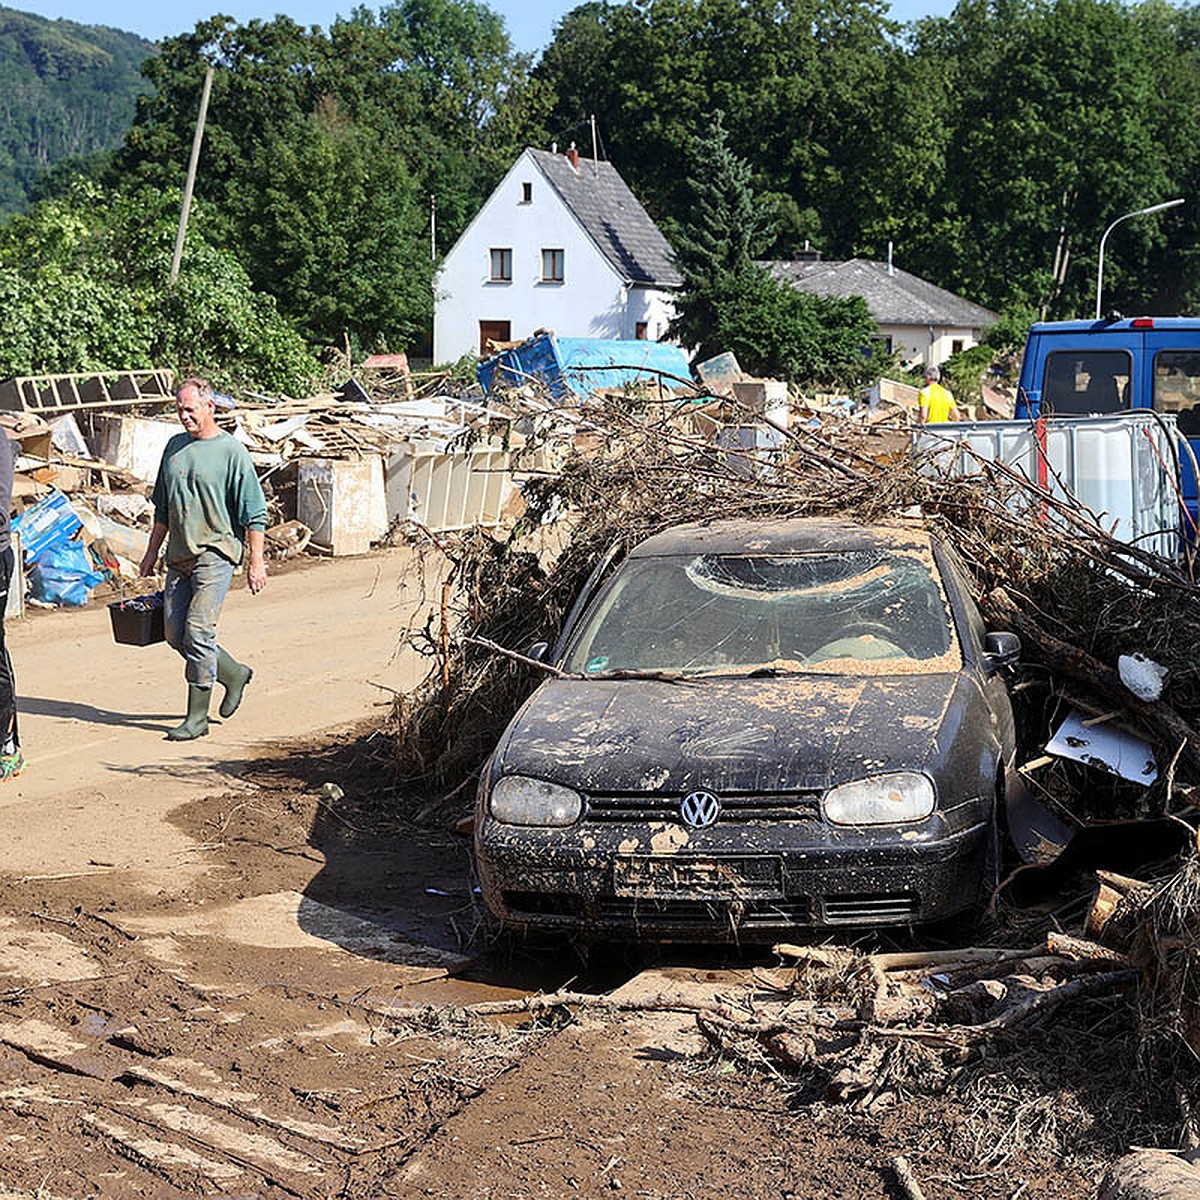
526, 641, 549, 663
983, 630, 1020, 671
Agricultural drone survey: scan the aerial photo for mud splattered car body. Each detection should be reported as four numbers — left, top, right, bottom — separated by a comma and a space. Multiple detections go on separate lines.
475, 518, 1019, 941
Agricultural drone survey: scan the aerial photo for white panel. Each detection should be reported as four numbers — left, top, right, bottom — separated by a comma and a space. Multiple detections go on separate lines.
913, 412, 1180, 558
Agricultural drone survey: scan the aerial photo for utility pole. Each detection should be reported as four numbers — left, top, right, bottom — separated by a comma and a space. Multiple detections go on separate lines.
170, 64, 214, 286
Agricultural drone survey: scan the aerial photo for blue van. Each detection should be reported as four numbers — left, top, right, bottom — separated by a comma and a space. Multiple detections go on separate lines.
1015, 317, 1200, 530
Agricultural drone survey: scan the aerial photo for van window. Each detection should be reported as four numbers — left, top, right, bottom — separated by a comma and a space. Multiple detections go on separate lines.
1153, 350, 1200, 436
1041, 351, 1131, 415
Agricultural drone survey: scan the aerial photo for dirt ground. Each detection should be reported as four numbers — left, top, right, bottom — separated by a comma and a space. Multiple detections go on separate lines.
0, 547, 1182, 1199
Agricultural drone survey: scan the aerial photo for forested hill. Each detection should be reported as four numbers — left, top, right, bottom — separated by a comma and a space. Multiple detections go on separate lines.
0, 6, 151, 214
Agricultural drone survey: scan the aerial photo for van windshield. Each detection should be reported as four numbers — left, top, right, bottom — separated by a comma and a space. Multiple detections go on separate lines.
1041, 350, 1131, 415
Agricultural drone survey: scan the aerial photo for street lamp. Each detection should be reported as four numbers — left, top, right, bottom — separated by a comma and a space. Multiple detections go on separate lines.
1095, 198, 1184, 319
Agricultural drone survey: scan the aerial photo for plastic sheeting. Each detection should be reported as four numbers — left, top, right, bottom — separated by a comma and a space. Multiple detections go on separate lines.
477, 333, 691, 402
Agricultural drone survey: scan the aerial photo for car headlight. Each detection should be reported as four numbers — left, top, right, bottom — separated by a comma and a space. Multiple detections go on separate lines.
822, 772, 935, 826
489, 776, 583, 826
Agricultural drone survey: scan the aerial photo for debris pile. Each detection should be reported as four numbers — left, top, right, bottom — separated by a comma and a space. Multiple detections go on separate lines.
393, 380, 1200, 815
390, 364, 1200, 1141
0, 366, 553, 609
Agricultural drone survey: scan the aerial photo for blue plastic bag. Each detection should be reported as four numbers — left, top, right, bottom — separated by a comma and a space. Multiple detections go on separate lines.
13, 490, 83, 561
28, 537, 105, 607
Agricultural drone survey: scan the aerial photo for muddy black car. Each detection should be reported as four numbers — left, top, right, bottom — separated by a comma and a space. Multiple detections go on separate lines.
474, 518, 1019, 941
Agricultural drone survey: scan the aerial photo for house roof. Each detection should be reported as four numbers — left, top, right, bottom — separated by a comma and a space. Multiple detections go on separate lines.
764, 258, 997, 329
528, 149, 682, 289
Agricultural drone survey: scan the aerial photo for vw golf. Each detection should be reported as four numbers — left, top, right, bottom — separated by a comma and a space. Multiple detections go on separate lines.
474, 518, 1019, 941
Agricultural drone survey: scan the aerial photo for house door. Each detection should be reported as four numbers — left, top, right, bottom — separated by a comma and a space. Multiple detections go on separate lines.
479, 320, 511, 355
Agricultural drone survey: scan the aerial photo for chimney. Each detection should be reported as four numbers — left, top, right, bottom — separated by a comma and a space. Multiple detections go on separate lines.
567, 141, 580, 169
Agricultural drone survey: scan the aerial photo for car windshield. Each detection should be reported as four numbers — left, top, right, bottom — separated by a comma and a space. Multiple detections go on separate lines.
562, 548, 962, 677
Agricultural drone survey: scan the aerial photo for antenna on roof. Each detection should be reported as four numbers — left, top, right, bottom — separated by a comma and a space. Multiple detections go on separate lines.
590, 114, 599, 174
887, 241, 894, 275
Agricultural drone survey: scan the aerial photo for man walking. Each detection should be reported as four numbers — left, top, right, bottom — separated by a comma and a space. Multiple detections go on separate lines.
139, 378, 268, 741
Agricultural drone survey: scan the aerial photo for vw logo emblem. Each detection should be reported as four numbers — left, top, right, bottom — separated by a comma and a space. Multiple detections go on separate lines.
680, 790, 721, 829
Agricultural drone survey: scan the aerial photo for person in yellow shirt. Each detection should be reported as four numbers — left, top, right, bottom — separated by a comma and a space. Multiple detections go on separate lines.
917, 365, 960, 423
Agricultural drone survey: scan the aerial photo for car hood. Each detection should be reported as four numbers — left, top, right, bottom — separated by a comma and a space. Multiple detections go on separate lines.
495, 673, 971, 794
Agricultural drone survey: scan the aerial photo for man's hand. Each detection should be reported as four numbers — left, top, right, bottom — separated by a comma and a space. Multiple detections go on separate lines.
243, 561, 265, 595
246, 530, 267, 594
247, 558, 267, 594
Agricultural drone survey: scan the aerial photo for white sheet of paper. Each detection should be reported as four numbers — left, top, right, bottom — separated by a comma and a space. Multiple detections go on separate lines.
1045, 708, 1158, 784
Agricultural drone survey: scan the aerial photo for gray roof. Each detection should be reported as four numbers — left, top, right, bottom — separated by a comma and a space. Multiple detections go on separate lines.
529, 148, 682, 289
764, 258, 997, 329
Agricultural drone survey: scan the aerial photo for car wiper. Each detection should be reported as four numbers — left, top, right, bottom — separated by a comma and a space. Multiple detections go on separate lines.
585, 668, 702, 684
694, 661, 809, 679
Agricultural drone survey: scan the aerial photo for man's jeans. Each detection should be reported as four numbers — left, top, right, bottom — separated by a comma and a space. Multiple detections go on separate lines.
164, 551, 235, 686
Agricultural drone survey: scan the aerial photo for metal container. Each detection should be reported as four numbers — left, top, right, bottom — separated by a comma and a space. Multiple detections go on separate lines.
912, 411, 1181, 559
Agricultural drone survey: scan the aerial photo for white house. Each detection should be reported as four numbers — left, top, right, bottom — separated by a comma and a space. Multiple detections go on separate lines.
764, 257, 998, 369
433, 146, 682, 363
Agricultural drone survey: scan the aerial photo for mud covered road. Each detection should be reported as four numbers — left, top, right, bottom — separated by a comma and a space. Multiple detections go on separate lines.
0, 549, 1160, 1198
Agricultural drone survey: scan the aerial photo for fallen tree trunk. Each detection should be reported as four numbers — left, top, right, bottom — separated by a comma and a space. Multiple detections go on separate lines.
1099, 1150, 1200, 1200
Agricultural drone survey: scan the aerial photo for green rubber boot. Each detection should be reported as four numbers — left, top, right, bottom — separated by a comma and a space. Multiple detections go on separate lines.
167, 685, 211, 741
216, 649, 253, 719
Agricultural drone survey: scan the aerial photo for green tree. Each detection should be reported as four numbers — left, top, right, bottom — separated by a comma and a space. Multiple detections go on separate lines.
670, 118, 877, 384
233, 99, 434, 351
907, 0, 1176, 317
668, 114, 772, 359
0, 180, 318, 392
708, 267, 878, 386
111, 1, 536, 353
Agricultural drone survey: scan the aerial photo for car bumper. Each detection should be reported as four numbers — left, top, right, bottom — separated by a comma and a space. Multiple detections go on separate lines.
475, 810, 992, 941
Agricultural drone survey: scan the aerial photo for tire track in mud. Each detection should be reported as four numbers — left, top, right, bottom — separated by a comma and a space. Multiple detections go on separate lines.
0, 892, 537, 1198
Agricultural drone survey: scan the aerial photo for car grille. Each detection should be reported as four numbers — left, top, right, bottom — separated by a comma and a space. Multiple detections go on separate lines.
823, 893, 918, 924
593, 896, 812, 926
586, 792, 822, 822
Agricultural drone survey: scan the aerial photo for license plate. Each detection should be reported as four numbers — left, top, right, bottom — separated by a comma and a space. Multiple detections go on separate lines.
613, 856, 783, 898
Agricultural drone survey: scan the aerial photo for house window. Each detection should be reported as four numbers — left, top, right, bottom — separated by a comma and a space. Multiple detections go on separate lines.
489, 248, 512, 282
521, 181, 533, 204
479, 320, 511, 355
635, 322, 648, 340
952, 339, 965, 355
541, 248, 564, 283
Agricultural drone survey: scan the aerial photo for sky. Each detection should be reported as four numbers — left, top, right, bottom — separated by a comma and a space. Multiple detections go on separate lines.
12, 0, 952, 55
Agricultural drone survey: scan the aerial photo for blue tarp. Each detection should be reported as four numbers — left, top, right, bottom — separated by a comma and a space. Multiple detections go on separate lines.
477, 334, 692, 402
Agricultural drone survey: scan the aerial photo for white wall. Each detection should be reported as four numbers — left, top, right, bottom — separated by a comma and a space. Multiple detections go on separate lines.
880, 323, 981, 369
435, 150, 633, 363
626, 285, 677, 342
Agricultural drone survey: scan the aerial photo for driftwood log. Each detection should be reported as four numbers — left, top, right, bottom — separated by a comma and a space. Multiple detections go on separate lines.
1098, 1150, 1200, 1200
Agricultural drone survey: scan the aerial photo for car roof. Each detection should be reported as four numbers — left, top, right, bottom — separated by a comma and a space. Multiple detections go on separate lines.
627, 517, 935, 558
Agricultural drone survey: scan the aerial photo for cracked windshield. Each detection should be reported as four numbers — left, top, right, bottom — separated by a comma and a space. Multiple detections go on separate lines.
564, 550, 960, 677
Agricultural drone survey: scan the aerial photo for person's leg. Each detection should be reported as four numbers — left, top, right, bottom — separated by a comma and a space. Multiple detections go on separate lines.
163, 563, 194, 672
180, 552, 234, 686
166, 553, 233, 741
0, 548, 22, 778
215, 647, 253, 719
